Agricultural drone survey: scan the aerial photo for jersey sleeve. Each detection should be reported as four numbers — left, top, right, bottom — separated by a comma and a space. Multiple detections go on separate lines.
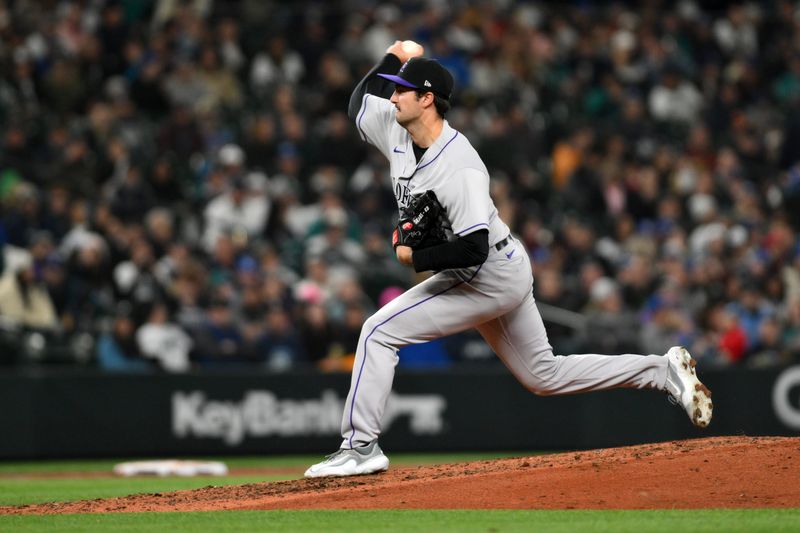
436, 167, 491, 238
353, 94, 395, 157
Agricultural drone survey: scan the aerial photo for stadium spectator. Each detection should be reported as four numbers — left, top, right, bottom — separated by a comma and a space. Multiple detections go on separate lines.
96, 303, 152, 372
0, 253, 58, 331
191, 295, 246, 365
136, 301, 192, 372
258, 305, 303, 371
202, 174, 270, 252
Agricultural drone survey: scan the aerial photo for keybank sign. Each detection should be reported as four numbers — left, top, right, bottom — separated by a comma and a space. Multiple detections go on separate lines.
172, 389, 447, 445
773, 366, 800, 430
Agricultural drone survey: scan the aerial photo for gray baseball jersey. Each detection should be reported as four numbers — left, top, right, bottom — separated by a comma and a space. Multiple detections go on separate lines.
340, 93, 670, 449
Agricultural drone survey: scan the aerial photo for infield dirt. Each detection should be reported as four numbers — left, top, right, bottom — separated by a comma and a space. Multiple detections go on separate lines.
2, 436, 798, 514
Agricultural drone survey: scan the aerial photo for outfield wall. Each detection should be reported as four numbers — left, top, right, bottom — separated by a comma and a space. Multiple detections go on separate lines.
1, 366, 799, 459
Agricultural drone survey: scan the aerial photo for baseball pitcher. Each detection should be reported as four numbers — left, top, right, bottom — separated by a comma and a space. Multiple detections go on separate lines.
305, 40, 713, 478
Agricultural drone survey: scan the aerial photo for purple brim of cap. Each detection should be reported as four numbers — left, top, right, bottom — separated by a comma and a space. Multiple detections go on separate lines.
377, 73, 418, 89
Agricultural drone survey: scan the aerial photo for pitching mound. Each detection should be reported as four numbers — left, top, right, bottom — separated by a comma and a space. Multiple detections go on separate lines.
3, 436, 798, 514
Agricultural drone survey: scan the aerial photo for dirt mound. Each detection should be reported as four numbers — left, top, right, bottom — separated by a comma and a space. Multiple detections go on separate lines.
3, 436, 798, 514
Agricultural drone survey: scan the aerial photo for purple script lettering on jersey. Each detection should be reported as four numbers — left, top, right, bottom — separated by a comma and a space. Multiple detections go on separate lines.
394, 182, 411, 206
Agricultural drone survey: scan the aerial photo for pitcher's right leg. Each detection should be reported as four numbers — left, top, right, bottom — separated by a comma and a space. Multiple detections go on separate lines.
477, 290, 712, 426
477, 290, 667, 394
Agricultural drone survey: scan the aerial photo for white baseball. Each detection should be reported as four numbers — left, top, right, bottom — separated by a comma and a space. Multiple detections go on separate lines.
401, 40, 423, 56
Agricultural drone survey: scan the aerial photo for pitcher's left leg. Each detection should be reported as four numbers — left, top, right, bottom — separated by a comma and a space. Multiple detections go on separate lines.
341, 266, 496, 449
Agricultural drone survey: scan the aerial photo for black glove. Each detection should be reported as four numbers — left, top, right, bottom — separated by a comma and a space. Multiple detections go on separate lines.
392, 190, 448, 250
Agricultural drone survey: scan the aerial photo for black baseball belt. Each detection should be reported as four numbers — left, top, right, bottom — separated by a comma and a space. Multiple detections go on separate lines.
494, 235, 511, 251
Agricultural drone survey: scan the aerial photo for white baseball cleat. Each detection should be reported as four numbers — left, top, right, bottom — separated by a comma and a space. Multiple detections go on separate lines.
304, 441, 390, 478
664, 346, 713, 428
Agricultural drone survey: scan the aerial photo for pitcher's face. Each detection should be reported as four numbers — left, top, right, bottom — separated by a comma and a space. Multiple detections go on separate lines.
390, 86, 427, 127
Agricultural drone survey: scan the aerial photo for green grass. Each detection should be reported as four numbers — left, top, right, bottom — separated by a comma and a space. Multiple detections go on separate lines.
0, 451, 530, 476
0, 452, 532, 507
0, 476, 277, 507
0, 457, 276, 474
1, 509, 798, 533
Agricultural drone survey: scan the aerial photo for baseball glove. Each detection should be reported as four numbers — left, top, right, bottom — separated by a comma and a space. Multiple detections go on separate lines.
392, 190, 450, 250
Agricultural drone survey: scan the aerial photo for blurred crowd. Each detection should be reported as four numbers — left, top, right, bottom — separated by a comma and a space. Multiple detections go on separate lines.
1, 0, 799, 372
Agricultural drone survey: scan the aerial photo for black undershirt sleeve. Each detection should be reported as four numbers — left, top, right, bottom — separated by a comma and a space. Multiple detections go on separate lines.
347, 54, 402, 121
411, 229, 489, 273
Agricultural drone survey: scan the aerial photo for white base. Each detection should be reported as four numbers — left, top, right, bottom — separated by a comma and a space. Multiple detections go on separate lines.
113, 460, 229, 477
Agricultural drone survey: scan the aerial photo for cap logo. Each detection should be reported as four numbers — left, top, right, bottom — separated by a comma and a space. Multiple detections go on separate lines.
399, 61, 409, 73
424, 80, 431, 87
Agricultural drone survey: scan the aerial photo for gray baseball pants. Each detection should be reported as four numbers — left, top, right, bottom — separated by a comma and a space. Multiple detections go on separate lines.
340, 236, 669, 448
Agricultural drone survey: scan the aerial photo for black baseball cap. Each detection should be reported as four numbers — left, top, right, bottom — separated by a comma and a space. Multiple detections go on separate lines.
378, 57, 454, 100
